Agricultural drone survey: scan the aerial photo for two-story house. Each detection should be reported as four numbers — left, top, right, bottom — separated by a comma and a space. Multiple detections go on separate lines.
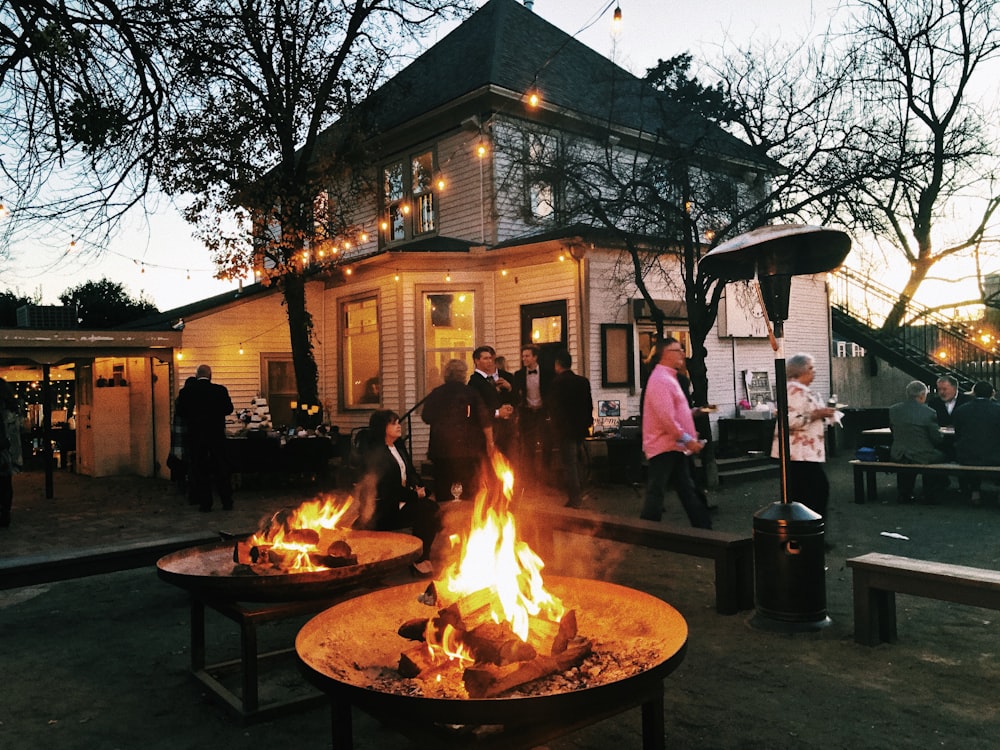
125, 0, 835, 477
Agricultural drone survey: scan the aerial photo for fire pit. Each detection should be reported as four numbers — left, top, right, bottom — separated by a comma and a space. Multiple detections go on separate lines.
156, 530, 422, 602
157, 529, 422, 720
296, 575, 687, 748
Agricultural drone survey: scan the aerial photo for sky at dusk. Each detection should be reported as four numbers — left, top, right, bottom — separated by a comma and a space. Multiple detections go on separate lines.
4, 0, 846, 312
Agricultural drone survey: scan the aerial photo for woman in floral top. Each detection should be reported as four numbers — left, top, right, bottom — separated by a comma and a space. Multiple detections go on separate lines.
770, 353, 837, 519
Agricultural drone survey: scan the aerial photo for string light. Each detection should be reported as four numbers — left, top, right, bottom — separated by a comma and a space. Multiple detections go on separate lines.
445, 270, 452, 282
394, 271, 401, 282
239, 343, 244, 355
612, 4, 622, 32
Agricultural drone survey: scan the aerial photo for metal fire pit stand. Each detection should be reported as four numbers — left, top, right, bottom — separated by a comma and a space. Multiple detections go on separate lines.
188, 593, 335, 723
321, 678, 670, 750
699, 225, 851, 633
297, 577, 689, 750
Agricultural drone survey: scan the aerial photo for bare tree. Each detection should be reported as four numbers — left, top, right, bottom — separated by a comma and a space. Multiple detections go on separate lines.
154, 0, 471, 416
819, 0, 1000, 330
0, 1, 166, 258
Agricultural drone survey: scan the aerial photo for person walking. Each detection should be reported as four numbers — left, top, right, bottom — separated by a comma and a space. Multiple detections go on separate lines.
175, 364, 235, 512
0, 378, 22, 528
640, 338, 711, 528
770, 353, 837, 521
546, 349, 593, 508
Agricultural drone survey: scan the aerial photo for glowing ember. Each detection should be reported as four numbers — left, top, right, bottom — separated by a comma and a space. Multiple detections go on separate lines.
234, 494, 356, 572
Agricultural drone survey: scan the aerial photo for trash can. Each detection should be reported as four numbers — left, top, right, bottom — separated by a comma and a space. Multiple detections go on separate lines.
750, 500, 831, 631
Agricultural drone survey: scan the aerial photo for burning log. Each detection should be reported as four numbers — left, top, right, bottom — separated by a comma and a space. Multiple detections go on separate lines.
397, 618, 429, 641
440, 586, 500, 631
464, 621, 537, 666
462, 637, 593, 698
232, 536, 355, 570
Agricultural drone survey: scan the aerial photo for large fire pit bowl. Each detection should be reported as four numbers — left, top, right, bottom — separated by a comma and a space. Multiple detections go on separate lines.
296, 576, 687, 731
156, 531, 422, 602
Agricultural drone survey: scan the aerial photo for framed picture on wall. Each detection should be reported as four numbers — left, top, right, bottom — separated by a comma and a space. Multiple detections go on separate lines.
601, 324, 635, 388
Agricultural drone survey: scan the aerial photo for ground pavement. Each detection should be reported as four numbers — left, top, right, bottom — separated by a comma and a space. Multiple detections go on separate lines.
0, 457, 997, 749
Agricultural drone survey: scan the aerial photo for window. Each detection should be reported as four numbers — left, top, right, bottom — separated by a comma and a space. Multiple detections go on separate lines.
381, 149, 437, 245
526, 133, 558, 222
343, 297, 381, 408
423, 291, 476, 387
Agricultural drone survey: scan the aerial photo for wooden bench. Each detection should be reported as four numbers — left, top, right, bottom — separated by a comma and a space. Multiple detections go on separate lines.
518, 503, 754, 615
0, 532, 223, 590
849, 459, 1000, 503
846, 552, 1000, 645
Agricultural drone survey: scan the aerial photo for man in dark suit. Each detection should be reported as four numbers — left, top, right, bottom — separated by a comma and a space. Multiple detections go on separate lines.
512, 344, 552, 481
951, 380, 1000, 504
889, 380, 946, 503
925, 375, 971, 462
546, 349, 593, 508
175, 364, 235, 511
925, 375, 971, 428
468, 345, 515, 457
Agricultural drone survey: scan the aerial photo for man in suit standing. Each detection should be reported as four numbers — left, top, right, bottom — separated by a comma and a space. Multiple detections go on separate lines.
546, 349, 593, 508
512, 344, 551, 481
468, 346, 515, 458
889, 380, 947, 504
176, 364, 235, 512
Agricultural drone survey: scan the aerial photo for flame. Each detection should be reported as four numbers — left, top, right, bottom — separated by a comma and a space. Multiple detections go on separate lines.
248, 494, 353, 571
426, 624, 475, 668
433, 452, 564, 642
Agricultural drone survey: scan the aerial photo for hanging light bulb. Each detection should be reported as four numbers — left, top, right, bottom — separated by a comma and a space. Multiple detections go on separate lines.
612, 4, 622, 33
394, 271, 401, 282
445, 270, 452, 282
186, 270, 191, 280
239, 343, 244, 355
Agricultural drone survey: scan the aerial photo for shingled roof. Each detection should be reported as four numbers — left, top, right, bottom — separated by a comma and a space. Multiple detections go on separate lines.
359, 0, 771, 168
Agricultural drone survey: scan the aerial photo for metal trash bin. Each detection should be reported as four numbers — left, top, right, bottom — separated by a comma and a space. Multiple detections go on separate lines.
750, 500, 831, 631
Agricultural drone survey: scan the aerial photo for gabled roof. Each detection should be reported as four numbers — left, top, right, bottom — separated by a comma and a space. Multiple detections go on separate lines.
359, 0, 771, 168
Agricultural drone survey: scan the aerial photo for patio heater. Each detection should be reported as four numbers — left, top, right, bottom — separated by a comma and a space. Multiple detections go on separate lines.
699, 224, 851, 632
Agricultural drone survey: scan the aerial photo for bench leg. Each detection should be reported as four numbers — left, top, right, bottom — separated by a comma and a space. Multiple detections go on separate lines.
876, 590, 897, 644
852, 570, 880, 646
854, 466, 865, 504
867, 470, 877, 503
852, 569, 899, 646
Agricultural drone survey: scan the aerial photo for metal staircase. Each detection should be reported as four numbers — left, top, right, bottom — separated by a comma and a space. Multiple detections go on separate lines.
829, 268, 999, 389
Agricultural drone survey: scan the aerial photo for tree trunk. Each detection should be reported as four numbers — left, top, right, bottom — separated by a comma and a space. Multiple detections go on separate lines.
281, 273, 320, 421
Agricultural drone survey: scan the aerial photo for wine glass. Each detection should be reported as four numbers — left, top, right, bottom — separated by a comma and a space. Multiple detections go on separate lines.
450, 482, 463, 501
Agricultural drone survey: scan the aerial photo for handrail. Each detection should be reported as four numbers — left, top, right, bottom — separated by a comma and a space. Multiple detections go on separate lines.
830, 268, 1000, 388
400, 393, 430, 458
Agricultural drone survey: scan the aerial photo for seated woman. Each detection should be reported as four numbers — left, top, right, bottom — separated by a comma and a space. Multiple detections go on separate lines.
360, 409, 440, 570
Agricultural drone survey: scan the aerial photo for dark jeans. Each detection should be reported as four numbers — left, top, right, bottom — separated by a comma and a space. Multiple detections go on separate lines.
894, 458, 948, 502
557, 437, 583, 507
187, 440, 232, 511
641, 451, 712, 529
787, 461, 829, 517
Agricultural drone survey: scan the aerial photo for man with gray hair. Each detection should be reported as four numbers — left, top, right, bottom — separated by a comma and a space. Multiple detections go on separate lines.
888, 380, 947, 504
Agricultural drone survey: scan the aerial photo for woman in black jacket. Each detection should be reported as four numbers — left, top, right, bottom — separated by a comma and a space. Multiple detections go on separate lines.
362, 409, 440, 569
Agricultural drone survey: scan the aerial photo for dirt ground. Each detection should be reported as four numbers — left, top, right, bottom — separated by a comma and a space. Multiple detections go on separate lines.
1, 456, 998, 749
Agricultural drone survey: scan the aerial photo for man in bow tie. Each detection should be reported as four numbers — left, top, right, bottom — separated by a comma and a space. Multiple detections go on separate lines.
468, 345, 515, 458
513, 344, 552, 481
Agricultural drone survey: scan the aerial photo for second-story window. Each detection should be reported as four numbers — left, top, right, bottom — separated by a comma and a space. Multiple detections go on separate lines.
382, 149, 436, 246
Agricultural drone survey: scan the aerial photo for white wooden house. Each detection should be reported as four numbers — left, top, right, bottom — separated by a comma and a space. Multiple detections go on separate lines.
133, 0, 834, 469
